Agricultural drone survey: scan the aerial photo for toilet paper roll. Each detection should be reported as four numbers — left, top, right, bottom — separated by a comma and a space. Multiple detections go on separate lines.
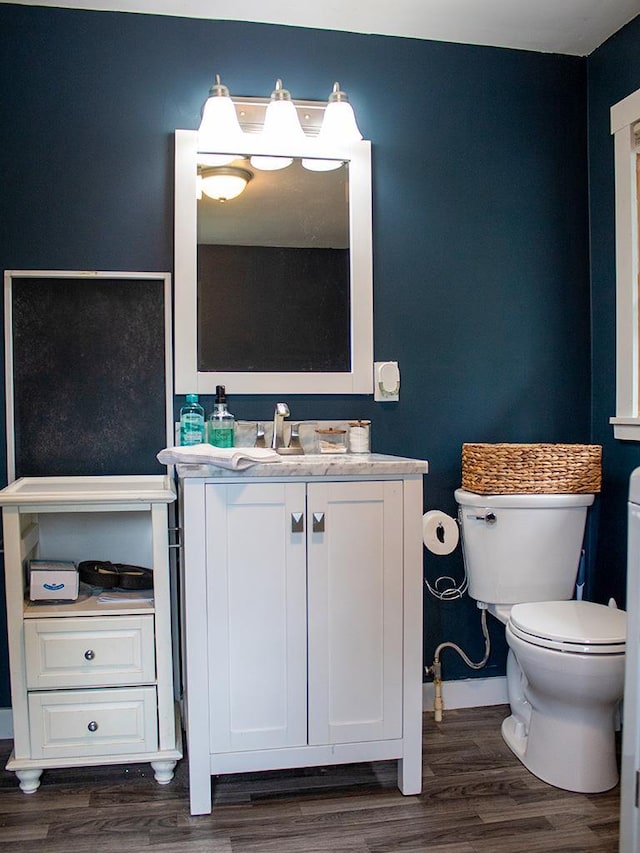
422, 510, 459, 555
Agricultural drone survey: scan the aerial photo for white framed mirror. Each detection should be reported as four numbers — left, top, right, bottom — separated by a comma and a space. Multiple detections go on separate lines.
174, 128, 373, 394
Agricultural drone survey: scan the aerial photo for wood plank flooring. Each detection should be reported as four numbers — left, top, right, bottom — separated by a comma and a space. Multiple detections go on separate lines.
0, 706, 621, 852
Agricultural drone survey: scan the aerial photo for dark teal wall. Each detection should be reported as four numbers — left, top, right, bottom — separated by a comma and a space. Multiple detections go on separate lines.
588, 16, 640, 612
0, 3, 593, 693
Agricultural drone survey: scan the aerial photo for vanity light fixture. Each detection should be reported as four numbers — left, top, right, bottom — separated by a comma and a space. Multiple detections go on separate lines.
196, 76, 364, 173
198, 74, 244, 165
250, 79, 306, 171
198, 166, 253, 202
302, 82, 363, 172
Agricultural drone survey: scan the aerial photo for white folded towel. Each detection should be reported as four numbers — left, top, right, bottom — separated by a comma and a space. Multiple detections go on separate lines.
157, 444, 282, 470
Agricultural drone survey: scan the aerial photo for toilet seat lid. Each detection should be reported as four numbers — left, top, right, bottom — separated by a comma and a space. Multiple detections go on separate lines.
508, 601, 626, 654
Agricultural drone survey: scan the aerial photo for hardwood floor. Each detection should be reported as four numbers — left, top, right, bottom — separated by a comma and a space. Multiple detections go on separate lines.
0, 705, 620, 852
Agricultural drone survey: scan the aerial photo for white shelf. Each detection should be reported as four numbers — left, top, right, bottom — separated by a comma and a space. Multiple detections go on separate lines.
24, 588, 155, 618
0, 475, 176, 507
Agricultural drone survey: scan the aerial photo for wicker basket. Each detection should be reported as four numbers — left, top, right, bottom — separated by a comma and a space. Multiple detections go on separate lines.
461, 443, 602, 495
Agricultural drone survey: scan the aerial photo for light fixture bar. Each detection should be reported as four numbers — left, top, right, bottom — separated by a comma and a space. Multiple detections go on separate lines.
220, 97, 325, 136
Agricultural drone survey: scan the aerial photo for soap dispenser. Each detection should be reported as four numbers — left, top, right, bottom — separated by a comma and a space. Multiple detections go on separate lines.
209, 385, 235, 448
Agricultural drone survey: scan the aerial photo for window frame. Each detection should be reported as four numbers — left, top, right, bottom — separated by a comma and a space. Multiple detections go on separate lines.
610, 87, 640, 439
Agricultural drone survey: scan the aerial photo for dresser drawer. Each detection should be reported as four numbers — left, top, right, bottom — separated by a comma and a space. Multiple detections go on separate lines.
25, 616, 156, 689
28, 686, 158, 759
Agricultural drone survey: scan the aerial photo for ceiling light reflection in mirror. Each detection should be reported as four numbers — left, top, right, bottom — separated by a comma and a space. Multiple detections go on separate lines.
197, 156, 348, 249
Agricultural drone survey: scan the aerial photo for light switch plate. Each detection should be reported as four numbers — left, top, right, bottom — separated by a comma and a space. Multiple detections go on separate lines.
374, 361, 400, 401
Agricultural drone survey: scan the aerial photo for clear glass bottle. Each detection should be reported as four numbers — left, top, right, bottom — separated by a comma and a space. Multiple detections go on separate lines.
209, 385, 235, 447
179, 393, 205, 445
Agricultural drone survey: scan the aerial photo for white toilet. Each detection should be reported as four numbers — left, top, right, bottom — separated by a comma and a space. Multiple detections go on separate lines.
455, 488, 626, 793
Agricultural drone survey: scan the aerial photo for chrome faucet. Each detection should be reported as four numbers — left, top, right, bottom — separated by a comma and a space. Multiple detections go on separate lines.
271, 402, 290, 450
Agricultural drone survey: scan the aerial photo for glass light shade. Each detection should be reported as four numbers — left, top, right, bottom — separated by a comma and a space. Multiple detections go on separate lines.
198, 74, 244, 163
199, 167, 252, 202
250, 153, 297, 171
302, 83, 362, 172
198, 151, 237, 168
319, 98, 363, 144
301, 156, 344, 172
251, 80, 305, 171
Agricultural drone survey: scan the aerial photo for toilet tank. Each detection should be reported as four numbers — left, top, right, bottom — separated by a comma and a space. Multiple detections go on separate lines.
454, 489, 594, 605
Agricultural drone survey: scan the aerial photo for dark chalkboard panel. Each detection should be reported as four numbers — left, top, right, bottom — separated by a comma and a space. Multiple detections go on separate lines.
6, 272, 171, 480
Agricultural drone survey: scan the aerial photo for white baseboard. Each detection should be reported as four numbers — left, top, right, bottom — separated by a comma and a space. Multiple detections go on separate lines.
423, 676, 508, 712
0, 708, 13, 739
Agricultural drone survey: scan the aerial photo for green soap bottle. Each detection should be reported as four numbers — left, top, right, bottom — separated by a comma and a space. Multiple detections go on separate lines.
209, 385, 235, 448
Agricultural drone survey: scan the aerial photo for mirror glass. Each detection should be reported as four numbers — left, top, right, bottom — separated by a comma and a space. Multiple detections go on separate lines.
174, 129, 373, 395
197, 156, 350, 373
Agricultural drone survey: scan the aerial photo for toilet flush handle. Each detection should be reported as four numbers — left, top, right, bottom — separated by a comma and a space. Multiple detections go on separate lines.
468, 511, 497, 525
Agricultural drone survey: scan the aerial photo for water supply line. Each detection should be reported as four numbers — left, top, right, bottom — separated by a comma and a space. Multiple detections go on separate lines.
426, 603, 491, 723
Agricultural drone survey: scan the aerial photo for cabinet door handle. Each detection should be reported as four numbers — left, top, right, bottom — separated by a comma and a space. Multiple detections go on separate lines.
84, 649, 95, 661
312, 512, 325, 533
87, 720, 99, 732
291, 512, 304, 533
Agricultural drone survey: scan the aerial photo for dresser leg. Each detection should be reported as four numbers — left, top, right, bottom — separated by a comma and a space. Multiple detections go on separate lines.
15, 768, 42, 794
151, 759, 176, 784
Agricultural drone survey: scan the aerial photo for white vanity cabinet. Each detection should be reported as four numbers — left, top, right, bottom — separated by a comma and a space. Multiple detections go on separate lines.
0, 475, 182, 793
179, 454, 427, 815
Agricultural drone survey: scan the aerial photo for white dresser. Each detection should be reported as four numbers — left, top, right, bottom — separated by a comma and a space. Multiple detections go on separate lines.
178, 453, 427, 815
0, 475, 182, 793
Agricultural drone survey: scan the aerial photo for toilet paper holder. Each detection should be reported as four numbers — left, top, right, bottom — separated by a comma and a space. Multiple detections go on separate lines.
423, 510, 460, 555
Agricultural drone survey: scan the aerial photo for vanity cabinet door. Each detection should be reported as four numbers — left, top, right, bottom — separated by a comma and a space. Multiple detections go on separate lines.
206, 482, 308, 753
307, 480, 403, 745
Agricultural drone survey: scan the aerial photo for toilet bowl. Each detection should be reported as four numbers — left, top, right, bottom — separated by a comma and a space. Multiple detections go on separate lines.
454, 488, 627, 792
502, 600, 626, 793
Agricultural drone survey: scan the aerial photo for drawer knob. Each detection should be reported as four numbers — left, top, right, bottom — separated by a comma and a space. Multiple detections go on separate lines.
84, 649, 95, 661
87, 720, 99, 733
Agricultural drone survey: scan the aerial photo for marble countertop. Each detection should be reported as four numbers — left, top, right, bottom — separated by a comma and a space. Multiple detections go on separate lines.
177, 453, 428, 479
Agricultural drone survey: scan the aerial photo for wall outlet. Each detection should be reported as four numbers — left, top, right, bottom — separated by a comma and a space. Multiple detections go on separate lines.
374, 361, 400, 401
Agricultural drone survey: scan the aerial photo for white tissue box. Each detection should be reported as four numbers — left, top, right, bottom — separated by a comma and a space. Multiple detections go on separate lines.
29, 560, 79, 601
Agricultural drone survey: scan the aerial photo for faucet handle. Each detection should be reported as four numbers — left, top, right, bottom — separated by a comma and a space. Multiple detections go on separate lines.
255, 422, 266, 448
289, 423, 302, 449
